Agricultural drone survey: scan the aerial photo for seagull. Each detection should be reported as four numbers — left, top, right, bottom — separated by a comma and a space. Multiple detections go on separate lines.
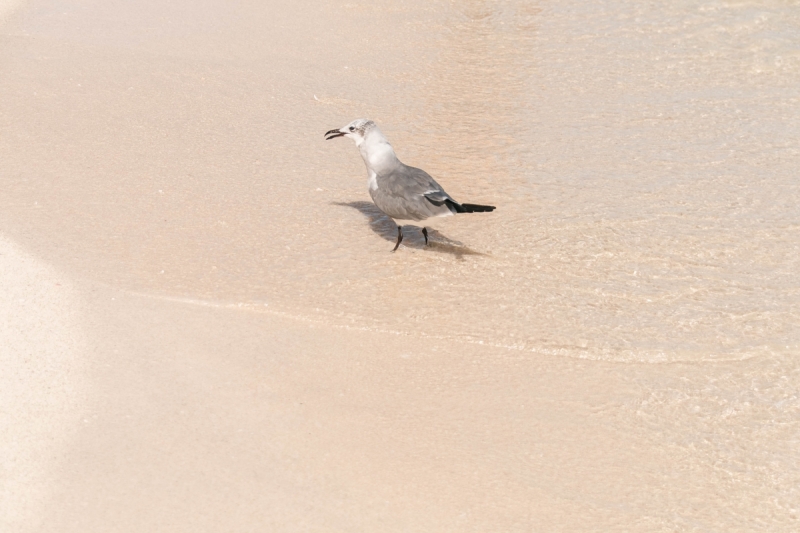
325, 119, 496, 252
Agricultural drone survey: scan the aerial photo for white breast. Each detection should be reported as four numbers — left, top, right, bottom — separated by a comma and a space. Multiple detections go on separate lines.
367, 169, 378, 191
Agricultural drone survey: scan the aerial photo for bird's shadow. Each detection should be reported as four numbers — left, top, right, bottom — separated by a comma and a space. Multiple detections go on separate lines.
333, 201, 485, 259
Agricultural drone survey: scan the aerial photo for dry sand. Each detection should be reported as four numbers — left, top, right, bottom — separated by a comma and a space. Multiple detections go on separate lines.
0, 237, 86, 532
1, 0, 798, 531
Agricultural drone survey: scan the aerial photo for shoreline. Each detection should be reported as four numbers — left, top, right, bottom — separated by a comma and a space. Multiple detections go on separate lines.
2, 237, 797, 531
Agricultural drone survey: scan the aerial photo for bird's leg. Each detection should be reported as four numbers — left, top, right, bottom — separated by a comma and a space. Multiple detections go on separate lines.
422, 227, 429, 246
392, 225, 403, 252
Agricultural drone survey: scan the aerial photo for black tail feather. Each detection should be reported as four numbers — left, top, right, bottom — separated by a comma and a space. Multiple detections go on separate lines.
460, 203, 496, 213
442, 199, 496, 214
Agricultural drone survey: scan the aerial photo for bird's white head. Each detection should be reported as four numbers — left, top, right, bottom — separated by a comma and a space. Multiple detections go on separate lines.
325, 118, 399, 174
324, 118, 379, 147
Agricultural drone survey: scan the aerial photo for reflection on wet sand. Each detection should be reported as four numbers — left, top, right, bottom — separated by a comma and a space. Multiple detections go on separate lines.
333, 201, 485, 258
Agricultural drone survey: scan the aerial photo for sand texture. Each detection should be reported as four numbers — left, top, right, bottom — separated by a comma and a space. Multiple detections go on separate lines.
1, 0, 798, 531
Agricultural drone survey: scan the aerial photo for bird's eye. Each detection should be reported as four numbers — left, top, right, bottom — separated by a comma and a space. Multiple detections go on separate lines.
349, 126, 355, 132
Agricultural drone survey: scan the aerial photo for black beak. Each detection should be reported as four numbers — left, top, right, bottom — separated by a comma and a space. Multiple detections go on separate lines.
325, 129, 346, 140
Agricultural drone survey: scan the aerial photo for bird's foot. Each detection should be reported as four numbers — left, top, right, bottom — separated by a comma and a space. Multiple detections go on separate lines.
392, 226, 403, 252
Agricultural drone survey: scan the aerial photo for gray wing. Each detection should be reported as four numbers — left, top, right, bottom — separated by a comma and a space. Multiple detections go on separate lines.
371, 164, 461, 221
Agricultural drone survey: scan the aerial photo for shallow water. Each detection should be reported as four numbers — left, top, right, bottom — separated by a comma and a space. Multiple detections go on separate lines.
297, 0, 800, 362
1, 0, 798, 364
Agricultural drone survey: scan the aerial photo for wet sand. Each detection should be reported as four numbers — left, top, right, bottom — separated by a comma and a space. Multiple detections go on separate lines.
1, 0, 798, 531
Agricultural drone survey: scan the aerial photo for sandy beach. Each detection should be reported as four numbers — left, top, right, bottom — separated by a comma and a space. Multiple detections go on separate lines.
2, 0, 798, 531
